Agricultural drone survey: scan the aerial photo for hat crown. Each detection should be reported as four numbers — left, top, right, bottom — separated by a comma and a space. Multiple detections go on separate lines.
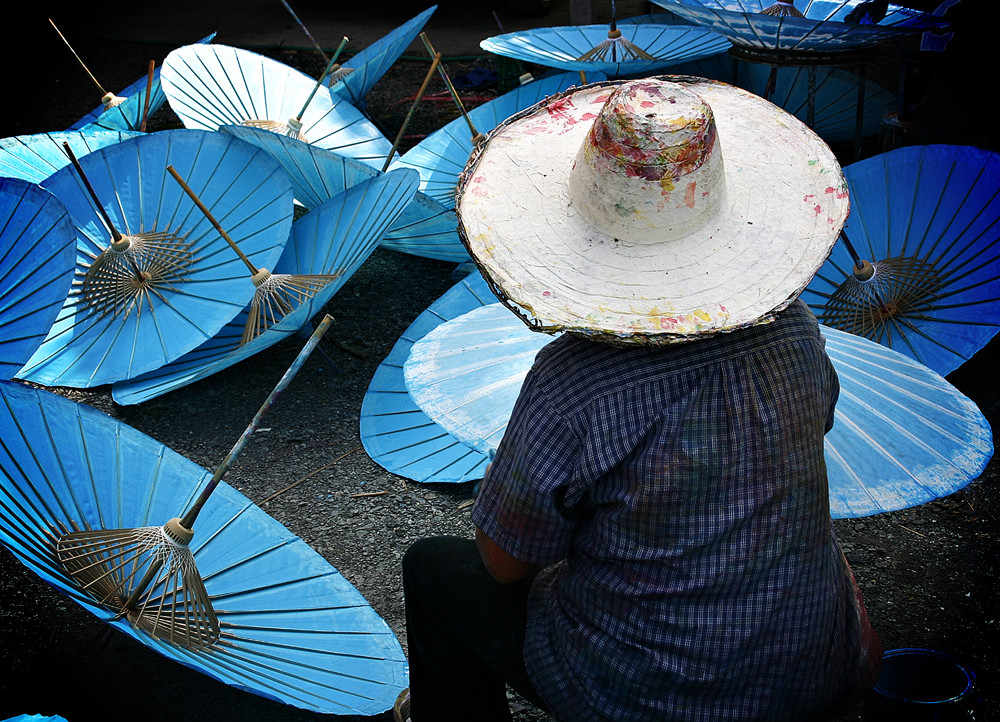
569, 80, 726, 243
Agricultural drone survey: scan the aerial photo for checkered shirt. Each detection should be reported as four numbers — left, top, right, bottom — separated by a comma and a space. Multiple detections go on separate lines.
472, 301, 875, 721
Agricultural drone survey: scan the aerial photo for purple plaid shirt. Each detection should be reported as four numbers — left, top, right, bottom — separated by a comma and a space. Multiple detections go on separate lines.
472, 301, 877, 721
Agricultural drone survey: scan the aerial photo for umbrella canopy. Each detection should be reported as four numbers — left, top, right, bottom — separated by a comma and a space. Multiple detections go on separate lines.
68, 34, 217, 133
160, 43, 395, 169
16, 129, 295, 388
402, 302, 993, 517
0, 379, 406, 715
377, 191, 467, 263
359, 271, 494, 484
218, 124, 381, 210
801, 144, 1000, 377
0, 130, 143, 184
0, 179, 77, 380
480, 23, 729, 77
110, 167, 420, 405
650, 0, 946, 52
328, 6, 437, 107
388, 70, 601, 209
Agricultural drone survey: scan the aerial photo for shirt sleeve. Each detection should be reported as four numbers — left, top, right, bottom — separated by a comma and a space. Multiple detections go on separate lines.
471, 350, 581, 566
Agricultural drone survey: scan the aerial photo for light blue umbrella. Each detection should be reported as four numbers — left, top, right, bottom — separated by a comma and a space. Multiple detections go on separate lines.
650, 0, 946, 52
68, 34, 217, 132
801, 145, 1000, 377
16, 129, 295, 388
0, 374, 406, 715
111, 167, 420, 405
359, 271, 494, 483
160, 43, 395, 169
388, 70, 601, 209
218, 123, 381, 210
0, 179, 77, 380
480, 22, 730, 78
0, 130, 143, 184
378, 191, 467, 263
328, 6, 437, 107
401, 302, 993, 517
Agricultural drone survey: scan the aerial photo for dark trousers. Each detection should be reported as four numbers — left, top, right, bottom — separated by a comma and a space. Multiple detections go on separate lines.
401, 536, 550, 722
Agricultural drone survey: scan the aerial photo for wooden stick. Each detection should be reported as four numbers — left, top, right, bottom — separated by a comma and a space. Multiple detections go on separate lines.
419, 33, 483, 145
279, 0, 330, 64
383, 52, 441, 172
62, 143, 122, 243
259, 445, 363, 503
140, 60, 155, 132
49, 18, 107, 96
295, 36, 349, 121
166, 165, 258, 275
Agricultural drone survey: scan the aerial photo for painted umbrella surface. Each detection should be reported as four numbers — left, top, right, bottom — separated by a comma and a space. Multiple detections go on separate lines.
219, 124, 468, 263
0, 179, 77, 380
0, 130, 143, 184
402, 302, 993, 518
651, 0, 946, 52
0, 380, 406, 715
160, 43, 395, 169
218, 123, 381, 210
389, 71, 602, 209
110, 167, 419, 405
16, 129, 295, 388
68, 34, 218, 132
480, 23, 730, 77
800, 144, 1000, 377
359, 271, 494, 484
328, 5, 436, 106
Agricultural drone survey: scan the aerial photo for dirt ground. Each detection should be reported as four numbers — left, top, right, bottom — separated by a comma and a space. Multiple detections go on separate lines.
1, 3, 997, 721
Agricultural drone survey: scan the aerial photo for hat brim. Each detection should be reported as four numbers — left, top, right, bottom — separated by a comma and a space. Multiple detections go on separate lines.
457, 76, 849, 344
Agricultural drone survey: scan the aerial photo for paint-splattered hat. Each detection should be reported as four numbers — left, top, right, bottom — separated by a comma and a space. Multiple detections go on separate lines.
456, 76, 849, 344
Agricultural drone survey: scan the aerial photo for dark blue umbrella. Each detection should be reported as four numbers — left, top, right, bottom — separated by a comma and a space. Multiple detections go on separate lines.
801, 144, 1000, 377
0, 179, 77, 380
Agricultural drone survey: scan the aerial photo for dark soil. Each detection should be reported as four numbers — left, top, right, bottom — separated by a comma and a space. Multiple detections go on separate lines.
1, 10, 997, 722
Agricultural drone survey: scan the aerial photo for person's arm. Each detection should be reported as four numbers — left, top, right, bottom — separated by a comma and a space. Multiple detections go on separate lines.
475, 526, 540, 584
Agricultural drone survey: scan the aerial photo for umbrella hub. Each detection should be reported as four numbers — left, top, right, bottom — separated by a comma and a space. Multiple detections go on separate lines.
81, 229, 194, 315
164, 517, 195, 546
239, 117, 308, 142
819, 255, 944, 341
101, 92, 127, 109
761, 1, 806, 17
243, 270, 339, 344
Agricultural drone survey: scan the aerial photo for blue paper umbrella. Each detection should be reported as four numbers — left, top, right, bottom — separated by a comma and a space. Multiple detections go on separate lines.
401, 302, 992, 516
68, 34, 217, 133
480, 22, 729, 77
328, 6, 437, 106
389, 71, 598, 209
0, 377, 406, 715
359, 271, 496, 483
0, 130, 143, 184
160, 43, 394, 168
650, 0, 946, 53
16, 129, 295, 388
218, 124, 381, 210
0, 179, 77, 380
663, 52, 895, 143
800, 145, 1000, 377
379, 191, 467, 263
110, 167, 420, 405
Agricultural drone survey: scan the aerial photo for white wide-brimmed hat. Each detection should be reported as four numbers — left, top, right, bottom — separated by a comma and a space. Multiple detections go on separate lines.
456, 76, 850, 344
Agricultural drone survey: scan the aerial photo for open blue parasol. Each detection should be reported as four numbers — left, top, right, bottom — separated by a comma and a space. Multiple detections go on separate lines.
359, 271, 494, 484
0, 356, 406, 714
480, 22, 729, 78
68, 34, 217, 133
388, 71, 600, 209
650, 0, 947, 52
328, 6, 437, 107
401, 302, 993, 517
160, 43, 395, 169
0, 130, 142, 184
0, 179, 77, 381
16, 129, 295, 388
378, 191, 467, 263
800, 144, 1000, 377
109, 167, 419, 405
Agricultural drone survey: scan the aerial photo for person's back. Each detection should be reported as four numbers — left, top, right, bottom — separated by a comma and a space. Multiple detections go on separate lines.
474, 300, 880, 721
